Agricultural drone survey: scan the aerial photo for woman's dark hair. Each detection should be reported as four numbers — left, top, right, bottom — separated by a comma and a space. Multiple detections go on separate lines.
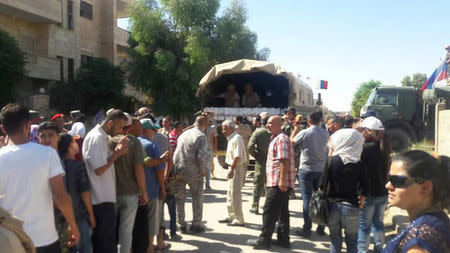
58, 133, 73, 158
392, 150, 450, 210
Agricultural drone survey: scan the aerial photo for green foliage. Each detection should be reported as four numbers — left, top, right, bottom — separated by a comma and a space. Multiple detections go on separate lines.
0, 28, 25, 107
351, 80, 381, 116
50, 58, 127, 114
401, 73, 427, 89
127, 0, 269, 117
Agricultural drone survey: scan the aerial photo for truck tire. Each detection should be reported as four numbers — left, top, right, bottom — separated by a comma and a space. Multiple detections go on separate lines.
386, 129, 410, 152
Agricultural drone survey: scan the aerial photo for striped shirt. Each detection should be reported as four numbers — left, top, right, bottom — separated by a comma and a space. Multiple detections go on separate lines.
168, 129, 181, 151
266, 131, 296, 188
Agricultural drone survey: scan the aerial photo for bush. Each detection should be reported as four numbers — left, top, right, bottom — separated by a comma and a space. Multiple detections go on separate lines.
0, 28, 25, 107
50, 58, 130, 114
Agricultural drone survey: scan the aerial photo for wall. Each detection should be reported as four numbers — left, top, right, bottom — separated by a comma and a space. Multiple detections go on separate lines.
435, 102, 450, 156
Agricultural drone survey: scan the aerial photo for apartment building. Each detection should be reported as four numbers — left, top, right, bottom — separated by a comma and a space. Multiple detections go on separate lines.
0, 0, 132, 108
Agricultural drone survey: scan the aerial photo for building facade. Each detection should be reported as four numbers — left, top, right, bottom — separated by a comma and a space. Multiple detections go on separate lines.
0, 0, 132, 108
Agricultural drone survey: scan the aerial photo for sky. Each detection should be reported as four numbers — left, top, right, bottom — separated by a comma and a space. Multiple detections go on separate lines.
120, 0, 449, 112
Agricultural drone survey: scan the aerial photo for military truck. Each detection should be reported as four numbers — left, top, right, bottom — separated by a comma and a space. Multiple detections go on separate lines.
360, 85, 450, 152
196, 59, 315, 120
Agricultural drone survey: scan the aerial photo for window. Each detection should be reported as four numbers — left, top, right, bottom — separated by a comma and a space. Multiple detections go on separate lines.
80, 1, 93, 20
81, 55, 93, 65
68, 58, 74, 81
57, 56, 63, 82
374, 92, 397, 105
68, 0, 73, 30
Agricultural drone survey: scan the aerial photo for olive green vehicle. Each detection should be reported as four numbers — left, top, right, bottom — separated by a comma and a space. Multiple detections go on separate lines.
361, 85, 450, 152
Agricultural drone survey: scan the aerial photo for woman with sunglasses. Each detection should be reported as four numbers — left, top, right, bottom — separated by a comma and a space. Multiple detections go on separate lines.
384, 150, 450, 253
325, 128, 369, 253
357, 117, 392, 253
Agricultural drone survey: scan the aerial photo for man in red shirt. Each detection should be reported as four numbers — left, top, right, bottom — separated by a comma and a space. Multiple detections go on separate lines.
247, 116, 296, 249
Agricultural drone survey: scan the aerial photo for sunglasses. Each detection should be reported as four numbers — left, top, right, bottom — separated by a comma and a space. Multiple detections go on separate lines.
387, 175, 425, 188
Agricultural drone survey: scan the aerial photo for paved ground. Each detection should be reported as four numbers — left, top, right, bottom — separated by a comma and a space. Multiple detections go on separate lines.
164, 160, 332, 253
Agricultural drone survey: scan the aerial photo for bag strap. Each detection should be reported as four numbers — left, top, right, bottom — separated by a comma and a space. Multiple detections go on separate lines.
319, 157, 331, 197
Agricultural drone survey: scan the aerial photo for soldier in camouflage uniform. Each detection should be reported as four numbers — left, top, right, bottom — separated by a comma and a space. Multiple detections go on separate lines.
172, 116, 209, 233
247, 115, 271, 214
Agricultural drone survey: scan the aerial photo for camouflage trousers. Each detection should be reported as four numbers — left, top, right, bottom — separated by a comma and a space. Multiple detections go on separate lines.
173, 169, 204, 227
251, 164, 266, 211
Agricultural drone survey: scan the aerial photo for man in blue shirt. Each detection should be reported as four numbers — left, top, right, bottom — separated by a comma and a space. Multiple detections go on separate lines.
290, 110, 329, 238
136, 119, 170, 253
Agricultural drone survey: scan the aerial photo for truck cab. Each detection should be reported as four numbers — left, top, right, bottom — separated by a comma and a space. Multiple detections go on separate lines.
361, 86, 424, 152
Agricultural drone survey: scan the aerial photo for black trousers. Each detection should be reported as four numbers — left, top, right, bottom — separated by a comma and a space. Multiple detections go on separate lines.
36, 240, 61, 253
259, 186, 291, 242
92, 202, 116, 253
132, 203, 150, 253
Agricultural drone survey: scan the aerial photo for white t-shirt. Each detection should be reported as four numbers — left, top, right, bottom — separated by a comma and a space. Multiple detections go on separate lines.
0, 142, 64, 247
82, 125, 116, 205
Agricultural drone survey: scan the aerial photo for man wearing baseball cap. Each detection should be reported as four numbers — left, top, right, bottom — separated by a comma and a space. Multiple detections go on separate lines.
137, 119, 170, 253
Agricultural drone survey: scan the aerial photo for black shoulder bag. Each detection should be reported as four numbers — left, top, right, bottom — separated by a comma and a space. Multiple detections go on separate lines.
308, 157, 331, 226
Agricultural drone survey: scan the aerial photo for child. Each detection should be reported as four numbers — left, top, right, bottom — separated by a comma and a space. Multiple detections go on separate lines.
58, 133, 96, 253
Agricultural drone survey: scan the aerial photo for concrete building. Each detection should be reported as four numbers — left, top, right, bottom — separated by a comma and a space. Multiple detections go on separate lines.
0, 0, 133, 109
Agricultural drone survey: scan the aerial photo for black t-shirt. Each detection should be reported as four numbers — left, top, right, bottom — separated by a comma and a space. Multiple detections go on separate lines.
361, 141, 388, 197
324, 155, 370, 207
63, 159, 90, 223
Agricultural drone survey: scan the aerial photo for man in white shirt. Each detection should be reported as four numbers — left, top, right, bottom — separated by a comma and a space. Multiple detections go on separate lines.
219, 119, 248, 226
82, 109, 129, 253
0, 103, 79, 253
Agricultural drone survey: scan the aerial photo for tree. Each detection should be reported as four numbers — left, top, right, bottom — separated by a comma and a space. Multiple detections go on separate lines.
0, 28, 25, 107
127, 0, 269, 117
401, 73, 427, 89
50, 58, 127, 114
351, 80, 381, 116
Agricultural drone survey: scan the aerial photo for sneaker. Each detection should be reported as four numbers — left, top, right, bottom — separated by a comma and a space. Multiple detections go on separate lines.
316, 226, 326, 236
180, 226, 187, 234
294, 228, 311, 238
227, 219, 245, 227
249, 208, 259, 214
170, 233, 182, 241
247, 238, 271, 250
189, 225, 205, 234
218, 217, 232, 223
204, 186, 213, 193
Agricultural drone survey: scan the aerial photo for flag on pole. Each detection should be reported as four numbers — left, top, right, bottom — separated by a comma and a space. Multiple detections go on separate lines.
317, 80, 328, 89
421, 58, 448, 90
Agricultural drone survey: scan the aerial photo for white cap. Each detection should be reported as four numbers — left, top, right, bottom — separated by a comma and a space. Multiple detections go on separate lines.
124, 112, 132, 126
259, 112, 269, 118
361, 116, 384, 130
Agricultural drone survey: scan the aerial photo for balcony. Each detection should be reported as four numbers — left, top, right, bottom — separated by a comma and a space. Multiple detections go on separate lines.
25, 53, 60, 81
115, 27, 130, 48
0, 0, 62, 24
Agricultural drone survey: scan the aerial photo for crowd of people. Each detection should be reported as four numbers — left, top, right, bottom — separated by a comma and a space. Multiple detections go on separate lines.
0, 102, 449, 253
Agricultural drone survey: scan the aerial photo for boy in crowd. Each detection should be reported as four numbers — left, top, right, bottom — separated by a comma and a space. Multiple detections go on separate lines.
58, 133, 96, 253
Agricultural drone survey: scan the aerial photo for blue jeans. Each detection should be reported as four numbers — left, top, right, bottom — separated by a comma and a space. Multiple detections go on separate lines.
298, 169, 322, 231
328, 201, 359, 253
357, 196, 387, 253
116, 195, 139, 253
165, 194, 177, 235
77, 220, 93, 253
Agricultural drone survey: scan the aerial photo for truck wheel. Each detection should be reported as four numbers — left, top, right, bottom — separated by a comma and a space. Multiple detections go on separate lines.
387, 129, 410, 152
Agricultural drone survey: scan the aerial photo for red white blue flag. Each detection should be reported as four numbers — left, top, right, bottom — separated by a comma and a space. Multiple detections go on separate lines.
317, 80, 328, 89
421, 58, 448, 90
